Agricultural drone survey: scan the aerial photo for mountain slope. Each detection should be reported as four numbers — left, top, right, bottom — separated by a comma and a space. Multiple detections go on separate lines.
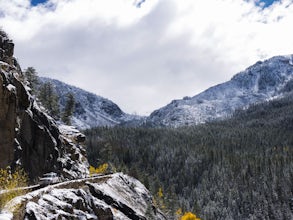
147, 55, 293, 127
39, 77, 142, 130
85, 93, 293, 219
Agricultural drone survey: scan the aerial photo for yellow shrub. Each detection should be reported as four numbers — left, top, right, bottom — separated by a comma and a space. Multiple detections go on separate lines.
180, 212, 200, 220
157, 187, 164, 198
89, 163, 109, 176
0, 167, 28, 209
96, 163, 108, 173
89, 165, 96, 176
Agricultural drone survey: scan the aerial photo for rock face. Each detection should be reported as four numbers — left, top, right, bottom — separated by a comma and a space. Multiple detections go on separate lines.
5, 173, 166, 220
0, 31, 89, 180
147, 55, 293, 127
39, 77, 144, 130
0, 31, 22, 169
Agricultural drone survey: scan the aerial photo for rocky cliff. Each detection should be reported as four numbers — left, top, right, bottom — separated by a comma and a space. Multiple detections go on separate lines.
0, 30, 88, 180
0, 30, 166, 220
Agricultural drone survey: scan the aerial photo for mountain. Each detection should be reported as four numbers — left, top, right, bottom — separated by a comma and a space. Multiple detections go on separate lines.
39, 77, 143, 130
147, 55, 293, 127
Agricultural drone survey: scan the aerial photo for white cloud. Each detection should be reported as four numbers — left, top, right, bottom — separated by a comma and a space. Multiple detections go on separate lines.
1, 0, 293, 115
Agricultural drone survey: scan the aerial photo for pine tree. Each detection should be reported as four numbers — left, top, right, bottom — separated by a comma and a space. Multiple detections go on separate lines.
38, 82, 60, 119
24, 67, 39, 95
62, 92, 75, 125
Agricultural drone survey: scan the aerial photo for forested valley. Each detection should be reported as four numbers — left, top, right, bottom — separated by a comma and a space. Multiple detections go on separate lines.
85, 93, 293, 219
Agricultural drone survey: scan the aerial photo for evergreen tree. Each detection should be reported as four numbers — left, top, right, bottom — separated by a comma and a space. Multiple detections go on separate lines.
38, 82, 60, 119
62, 92, 75, 125
24, 67, 39, 95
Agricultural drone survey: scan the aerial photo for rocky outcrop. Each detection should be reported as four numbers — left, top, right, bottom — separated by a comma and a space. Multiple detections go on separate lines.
4, 173, 166, 220
0, 31, 89, 180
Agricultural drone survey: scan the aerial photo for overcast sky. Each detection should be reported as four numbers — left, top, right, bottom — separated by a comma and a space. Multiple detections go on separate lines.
1, 0, 293, 115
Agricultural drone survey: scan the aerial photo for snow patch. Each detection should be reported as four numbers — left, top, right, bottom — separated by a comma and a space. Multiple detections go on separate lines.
6, 84, 15, 93
0, 212, 13, 220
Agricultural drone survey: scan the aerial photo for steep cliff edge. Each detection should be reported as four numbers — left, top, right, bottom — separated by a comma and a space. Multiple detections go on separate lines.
0, 30, 88, 180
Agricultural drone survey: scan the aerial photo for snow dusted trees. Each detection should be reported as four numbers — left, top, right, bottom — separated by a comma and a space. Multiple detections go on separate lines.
38, 82, 60, 119
61, 92, 75, 125
85, 94, 293, 219
24, 67, 39, 95
24, 67, 75, 123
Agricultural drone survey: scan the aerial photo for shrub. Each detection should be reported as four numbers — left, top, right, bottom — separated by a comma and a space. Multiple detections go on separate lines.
89, 163, 109, 176
0, 167, 28, 209
180, 212, 200, 220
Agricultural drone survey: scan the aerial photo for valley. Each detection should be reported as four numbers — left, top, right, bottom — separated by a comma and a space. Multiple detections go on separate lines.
85, 93, 293, 219
1, 17, 293, 219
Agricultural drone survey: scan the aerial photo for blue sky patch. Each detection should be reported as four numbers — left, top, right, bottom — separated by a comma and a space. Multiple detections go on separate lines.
258, 0, 280, 8
31, 0, 47, 6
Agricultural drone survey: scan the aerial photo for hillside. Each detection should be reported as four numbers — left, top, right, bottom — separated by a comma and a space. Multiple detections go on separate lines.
147, 55, 293, 127
85, 93, 293, 219
39, 77, 144, 130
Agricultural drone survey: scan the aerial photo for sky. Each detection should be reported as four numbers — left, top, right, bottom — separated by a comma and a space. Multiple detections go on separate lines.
0, 0, 293, 115
31, 0, 47, 6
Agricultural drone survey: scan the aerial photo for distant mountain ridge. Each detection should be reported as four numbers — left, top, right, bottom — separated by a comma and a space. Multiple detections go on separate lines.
146, 55, 293, 127
41, 54, 293, 129
39, 77, 143, 130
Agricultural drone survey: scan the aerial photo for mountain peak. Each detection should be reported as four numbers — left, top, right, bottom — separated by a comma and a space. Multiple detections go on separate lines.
147, 54, 293, 127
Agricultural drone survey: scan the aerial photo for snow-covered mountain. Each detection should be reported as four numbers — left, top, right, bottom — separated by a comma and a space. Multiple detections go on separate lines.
39, 77, 143, 130
147, 55, 293, 127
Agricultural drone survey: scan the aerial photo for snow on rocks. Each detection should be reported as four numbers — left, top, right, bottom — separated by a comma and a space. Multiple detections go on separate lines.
3, 173, 166, 220
58, 124, 89, 180
0, 212, 13, 220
